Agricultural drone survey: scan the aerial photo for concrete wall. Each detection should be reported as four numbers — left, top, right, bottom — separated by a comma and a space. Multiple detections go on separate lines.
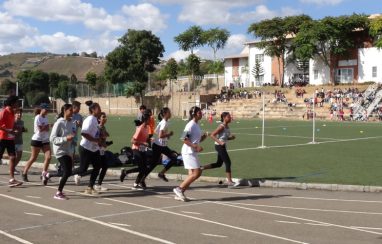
309, 57, 330, 85
358, 47, 382, 83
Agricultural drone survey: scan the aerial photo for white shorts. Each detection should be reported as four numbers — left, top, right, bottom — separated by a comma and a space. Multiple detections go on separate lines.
15, 144, 23, 152
182, 153, 200, 169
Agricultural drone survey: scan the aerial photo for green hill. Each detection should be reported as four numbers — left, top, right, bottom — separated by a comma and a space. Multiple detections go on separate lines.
0, 53, 106, 82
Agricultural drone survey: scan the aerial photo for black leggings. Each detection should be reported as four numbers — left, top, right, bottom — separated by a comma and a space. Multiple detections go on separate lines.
97, 155, 108, 185
72, 146, 101, 188
49, 155, 73, 192
208, 144, 232, 173
145, 143, 177, 178
132, 150, 148, 184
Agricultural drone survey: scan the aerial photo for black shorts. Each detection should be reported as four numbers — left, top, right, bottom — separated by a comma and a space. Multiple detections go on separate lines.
0, 139, 16, 158
31, 140, 50, 148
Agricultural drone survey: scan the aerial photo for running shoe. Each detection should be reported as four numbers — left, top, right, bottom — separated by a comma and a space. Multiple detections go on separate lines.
173, 187, 186, 201
42, 172, 49, 186
9, 179, 23, 187
54, 192, 68, 200
94, 185, 108, 192
120, 169, 127, 182
131, 183, 144, 190
22, 173, 29, 182
227, 181, 240, 189
158, 173, 168, 182
74, 175, 81, 185
84, 187, 99, 195
140, 180, 147, 190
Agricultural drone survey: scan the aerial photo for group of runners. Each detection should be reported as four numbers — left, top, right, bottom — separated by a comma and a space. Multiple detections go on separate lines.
0, 95, 239, 202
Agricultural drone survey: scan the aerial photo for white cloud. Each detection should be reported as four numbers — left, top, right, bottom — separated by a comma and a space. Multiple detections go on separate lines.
167, 49, 193, 61
299, 0, 344, 5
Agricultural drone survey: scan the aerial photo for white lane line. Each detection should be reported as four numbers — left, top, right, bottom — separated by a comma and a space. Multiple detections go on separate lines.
351, 226, 382, 230
105, 198, 308, 244
155, 196, 172, 199
235, 133, 340, 141
181, 211, 201, 215
195, 189, 382, 204
201, 233, 227, 238
24, 212, 42, 216
0, 229, 34, 244
212, 201, 382, 235
95, 202, 113, 206
230, 202, 382, 216
0, 194, 175, 244
109, 223, 131, 227
25, 196, 41, 199
11, 220, 79, 232
276, 220, 300, 225
305, 223, 331, 227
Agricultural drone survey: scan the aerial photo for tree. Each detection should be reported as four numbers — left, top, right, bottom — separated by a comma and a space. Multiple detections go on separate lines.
370, 16, 382, 48
186, 54, 201, 91
202, 28, 230, 60
105, 29, 165, 102
174, 26, 204, 54
252, 59, 264, 86
55, 80, 77, 103
0, 79, 16, 95
163, 58, 178, 92
86, 72, 97, 91
294, 14, 369, 83
248, 15, 312, 87
70, 74, 78, 84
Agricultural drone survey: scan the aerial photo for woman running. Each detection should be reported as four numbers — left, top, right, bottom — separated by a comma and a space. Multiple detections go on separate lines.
144, 107, 177, 182
147, 109, 155, 147
49, 104, 76, 200
173, 106, 208, 201
201, 112, 239, 188
120, 111, 150, 190
22, 103, 52, 185
94, 112, 110, 192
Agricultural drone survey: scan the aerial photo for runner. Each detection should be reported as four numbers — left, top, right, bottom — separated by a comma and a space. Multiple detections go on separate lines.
0, 95, 23, 187
71, 101, 83, 161
13, 108, 27, 175
72, 101, 102, 195
173, 106, 208, 201
144, 107, 177, 183
120, 111, 150, 190
22, 103, 52, 185
49, 104, 76, 200
94, 112, 110, 192
147, 109, 155, 147
201, 112, 239, 188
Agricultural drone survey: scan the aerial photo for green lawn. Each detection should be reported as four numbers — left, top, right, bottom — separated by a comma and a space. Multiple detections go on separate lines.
18, 113, 382, 186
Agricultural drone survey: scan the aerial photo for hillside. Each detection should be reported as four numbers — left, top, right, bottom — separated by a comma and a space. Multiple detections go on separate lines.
0, 53, 106, 82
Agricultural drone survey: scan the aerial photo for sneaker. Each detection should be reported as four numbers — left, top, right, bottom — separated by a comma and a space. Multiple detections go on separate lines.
120, 169, 127, 182
140, 180, 147, 189
14, 169, 20, 175
94, 185, 108, 192
22, 173, 29, 182
173, 187, 186, 202
158, 173, 169, 182
54, 192, 68, 200
84, 187, 99, 195
42, 172, 49, 186
227, 181, 240, 189
9, 179, 23, 187
74, 175, 81, 185
131, 183, 144, 191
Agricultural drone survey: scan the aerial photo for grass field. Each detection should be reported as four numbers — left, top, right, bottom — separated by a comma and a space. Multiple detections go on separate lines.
16, 113, 382, 186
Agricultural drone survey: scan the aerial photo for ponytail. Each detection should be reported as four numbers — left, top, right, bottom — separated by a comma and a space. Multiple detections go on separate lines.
85, 100, 99, 114
189, 106, 201, 121
158, 107, 170, 121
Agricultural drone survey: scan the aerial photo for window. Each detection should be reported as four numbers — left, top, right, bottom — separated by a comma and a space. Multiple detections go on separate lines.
314, 70, 319, 80
255, 54, 264, 62
372, 66, 377, 78
336, 68, 353, 83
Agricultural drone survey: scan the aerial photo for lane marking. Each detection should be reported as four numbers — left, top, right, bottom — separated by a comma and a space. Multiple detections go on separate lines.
105, 198, 308, 244
305, 223, 331, 227
94, 202, 113, 206
0, 194, 175, 244
0, 229, 34, 244
155, 196, 172, 199
201, 233, 227, 238
24, 212, 42, 216
212, 201, 382, 235
235, 133, 341, 141
25, 196, 41, 199
351, 226, 382, 230
276, 220, 300, 225
11, 220, 79, 232
181, 211, 201, 215
230, 202, 382, 215
109, 223, 131, 227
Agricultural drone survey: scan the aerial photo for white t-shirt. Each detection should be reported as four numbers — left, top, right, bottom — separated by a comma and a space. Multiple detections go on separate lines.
181, 120, 202, 155
31, 115, 50, 142
80, 115, 100, 152
154, 119, 169, 146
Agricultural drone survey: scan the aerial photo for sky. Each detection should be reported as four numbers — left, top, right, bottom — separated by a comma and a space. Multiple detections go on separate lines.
0, 0, 381, 60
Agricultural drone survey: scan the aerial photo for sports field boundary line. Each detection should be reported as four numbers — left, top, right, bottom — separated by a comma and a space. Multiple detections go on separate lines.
2, 159, 382, 193
0, 229, 34, 244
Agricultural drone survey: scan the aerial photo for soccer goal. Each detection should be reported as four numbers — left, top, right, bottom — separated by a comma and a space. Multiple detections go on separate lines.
0, 95, 24, 109
181, 101, 208, 121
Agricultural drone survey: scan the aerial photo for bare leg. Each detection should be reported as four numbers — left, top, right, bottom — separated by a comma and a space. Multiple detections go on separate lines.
23, 147, 40, 174
42, 144, 52, 172
179, 168, 202, 191
8, 155, 16, 179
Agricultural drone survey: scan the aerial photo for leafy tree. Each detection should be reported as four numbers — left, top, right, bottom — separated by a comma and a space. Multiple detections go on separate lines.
54, 80, 77, 103
370, 16, 382, 48
248, 15, 312, 87
202, 28, 230, 60
85, 71, 97, 90
70, 74, 78, 84
174, 26, 204, 54
186, 54, 202, 91
105, 29, 165, 102
252, 59, 264, 86
163, 58, 178, 92
0, 79, 16, 95
294, 14, 369, 83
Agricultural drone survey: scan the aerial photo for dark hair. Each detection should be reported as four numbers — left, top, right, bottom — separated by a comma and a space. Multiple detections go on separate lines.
4, 95, 19, 107
146, 108, 152, 116
139, 105, 146, 110
189, 106, 201, 121
85, 100, 100, 114
34, 108, 42, 116
158, 107, 170, 121
72, 101, 81, 108
58, 104, 73, 119
16, 108, 23, 114
220, 112, 230, 122
141, 111, 151, 123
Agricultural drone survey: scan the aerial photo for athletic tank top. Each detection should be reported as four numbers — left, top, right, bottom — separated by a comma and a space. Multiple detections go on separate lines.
215, 123, 230, 145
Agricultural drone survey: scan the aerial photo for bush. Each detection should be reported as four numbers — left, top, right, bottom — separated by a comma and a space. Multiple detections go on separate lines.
26, 91, 50, 106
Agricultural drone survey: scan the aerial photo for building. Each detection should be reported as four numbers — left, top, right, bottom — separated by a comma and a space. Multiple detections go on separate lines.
224, 14, 382, 87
